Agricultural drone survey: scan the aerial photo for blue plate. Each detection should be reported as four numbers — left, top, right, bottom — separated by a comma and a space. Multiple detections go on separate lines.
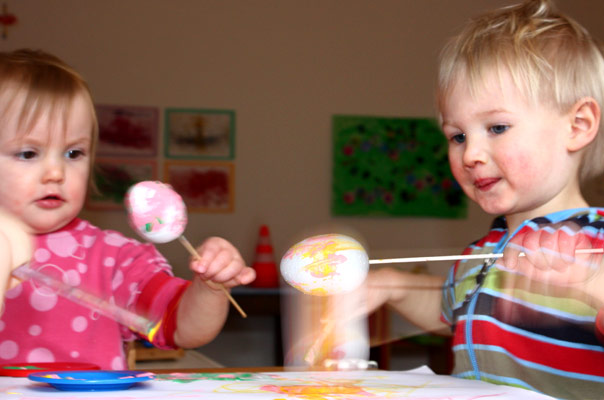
28, 370, 154, 391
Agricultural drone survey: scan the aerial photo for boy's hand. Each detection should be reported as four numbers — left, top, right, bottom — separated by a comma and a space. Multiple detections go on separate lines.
190, 237, 256, 289
500, 222, 604, 305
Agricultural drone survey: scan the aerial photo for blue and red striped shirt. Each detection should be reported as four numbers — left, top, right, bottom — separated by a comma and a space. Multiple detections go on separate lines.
441, 208, 604, 399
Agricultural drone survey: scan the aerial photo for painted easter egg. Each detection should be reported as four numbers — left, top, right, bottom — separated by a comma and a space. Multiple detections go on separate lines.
280, 234, 369, 296
125, 181, 187, 243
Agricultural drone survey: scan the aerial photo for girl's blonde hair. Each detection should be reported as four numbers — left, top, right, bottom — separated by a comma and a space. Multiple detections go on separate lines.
0, 49, 98, 169
437, 0, 604, 182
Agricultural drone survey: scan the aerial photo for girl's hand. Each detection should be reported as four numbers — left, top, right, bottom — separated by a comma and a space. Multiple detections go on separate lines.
0, 209, 34, 296
190, 237, 256, 289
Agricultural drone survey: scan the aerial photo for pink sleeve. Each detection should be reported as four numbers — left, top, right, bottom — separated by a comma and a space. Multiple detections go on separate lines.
135, 272, 191, 349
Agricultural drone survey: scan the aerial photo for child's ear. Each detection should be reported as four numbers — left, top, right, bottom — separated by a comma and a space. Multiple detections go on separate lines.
567, 97, 601, 152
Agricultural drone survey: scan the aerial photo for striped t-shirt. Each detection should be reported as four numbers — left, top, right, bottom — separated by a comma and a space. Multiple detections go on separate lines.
441, 208, 604, 399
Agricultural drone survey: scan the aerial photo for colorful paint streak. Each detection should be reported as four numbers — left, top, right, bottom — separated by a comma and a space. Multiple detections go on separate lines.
261, 384, 371, 399
155, 372, 259, 383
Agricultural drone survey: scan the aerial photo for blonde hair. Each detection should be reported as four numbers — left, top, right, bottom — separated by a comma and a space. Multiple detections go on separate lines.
0, 49, 98, 169
437, 0, 604, 182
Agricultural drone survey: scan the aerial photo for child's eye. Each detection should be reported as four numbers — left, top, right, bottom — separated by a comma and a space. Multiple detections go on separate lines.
16, 150, 37, 160
66, 149, 85, 160
450, 133, 466, 144
490, 124, 509, 134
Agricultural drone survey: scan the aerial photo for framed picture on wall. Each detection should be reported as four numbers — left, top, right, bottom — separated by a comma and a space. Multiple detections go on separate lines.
332, 115, 467, 218
86, 158, 158, 210
164, 108, 235, 160
95, 104, 159, 157
164, 160, 235, 213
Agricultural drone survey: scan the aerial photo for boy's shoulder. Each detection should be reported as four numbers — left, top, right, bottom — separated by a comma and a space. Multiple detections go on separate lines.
468, 207, 604, 251
532, 207, 604, 226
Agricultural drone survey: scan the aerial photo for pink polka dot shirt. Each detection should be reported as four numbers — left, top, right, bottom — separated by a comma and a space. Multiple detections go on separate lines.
0, 218, 188, 369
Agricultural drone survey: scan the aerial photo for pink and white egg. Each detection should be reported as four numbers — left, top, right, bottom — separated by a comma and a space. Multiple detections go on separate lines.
280, 234, 369, 296
125, 181, 187, 244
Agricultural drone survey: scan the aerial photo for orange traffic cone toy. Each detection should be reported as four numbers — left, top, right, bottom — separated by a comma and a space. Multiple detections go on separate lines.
251, 225, 279, 288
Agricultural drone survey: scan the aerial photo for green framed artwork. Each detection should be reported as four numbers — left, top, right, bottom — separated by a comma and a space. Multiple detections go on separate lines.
332, 115, 466, 218
164, 108, 235, 160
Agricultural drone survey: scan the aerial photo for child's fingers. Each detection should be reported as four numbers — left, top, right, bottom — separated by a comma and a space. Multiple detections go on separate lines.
199, 252, 243, 282
554, 226, 578, 271
206, 259, 248, 284
503, 223, 578, 275
192, 237, 242, 274
236, 267, 256, 286
191, 240, 219, 274
190, 236, 255, 287
501, 240, 527, 271
213, 267, 256, 288
537, 226, 567, 272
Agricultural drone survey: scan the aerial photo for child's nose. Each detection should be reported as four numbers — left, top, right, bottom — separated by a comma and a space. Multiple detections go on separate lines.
42, 157, 65, 182
462, 136, 488, 168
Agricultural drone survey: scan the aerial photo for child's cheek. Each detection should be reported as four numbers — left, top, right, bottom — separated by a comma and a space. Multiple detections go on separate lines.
500, 150, 539, 182
447, 152, 465, 182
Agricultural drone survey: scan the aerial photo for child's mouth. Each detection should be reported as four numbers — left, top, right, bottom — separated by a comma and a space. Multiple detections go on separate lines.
37, 195, 64, 209
474, 178, 500, 191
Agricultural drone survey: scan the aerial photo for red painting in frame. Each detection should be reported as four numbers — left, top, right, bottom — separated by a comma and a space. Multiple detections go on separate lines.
96, 104, 159, 157
86, 158, 158, 210
164, 160, 234, 213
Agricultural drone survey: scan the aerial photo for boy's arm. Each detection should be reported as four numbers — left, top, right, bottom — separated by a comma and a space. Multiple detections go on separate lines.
172, 237, 255, 348
338, 267, 449, 335
369, 268, 449, 334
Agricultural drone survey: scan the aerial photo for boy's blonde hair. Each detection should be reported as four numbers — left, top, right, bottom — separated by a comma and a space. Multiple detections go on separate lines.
0, 49, 98, 169
437, 0, 604, 182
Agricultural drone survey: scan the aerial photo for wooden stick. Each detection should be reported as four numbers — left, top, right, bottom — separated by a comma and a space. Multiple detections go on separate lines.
368, 247, 604, 265
178, 236, 247, 318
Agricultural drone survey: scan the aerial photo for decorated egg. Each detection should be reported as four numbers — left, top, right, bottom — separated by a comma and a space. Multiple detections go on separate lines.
125, 181, 187, 243
280, 234, 369, 296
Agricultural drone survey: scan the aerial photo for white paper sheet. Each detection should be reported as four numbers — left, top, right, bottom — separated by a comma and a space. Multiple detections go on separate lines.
0, 367, 555, 399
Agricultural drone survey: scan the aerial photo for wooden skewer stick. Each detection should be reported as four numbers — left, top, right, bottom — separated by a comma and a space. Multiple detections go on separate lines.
368, 248, 604, 265
178, 236, 247, 318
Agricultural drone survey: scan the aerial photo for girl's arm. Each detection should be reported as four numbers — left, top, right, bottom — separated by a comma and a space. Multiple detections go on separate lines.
172, 237, 255, 348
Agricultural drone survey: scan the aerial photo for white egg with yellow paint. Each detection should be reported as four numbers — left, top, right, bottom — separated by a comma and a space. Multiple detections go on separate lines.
280, 234, 369, 296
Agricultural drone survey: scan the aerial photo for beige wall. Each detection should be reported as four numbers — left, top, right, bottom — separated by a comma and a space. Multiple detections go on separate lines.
3, 0, 604, 279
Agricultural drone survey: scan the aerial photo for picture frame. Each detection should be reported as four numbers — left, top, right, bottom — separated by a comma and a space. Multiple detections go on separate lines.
95, 104, 159, 157
164, 160, 235, 213
332, 115, 467, 218
164, 108, 235, 160
86, 158, 158, 210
